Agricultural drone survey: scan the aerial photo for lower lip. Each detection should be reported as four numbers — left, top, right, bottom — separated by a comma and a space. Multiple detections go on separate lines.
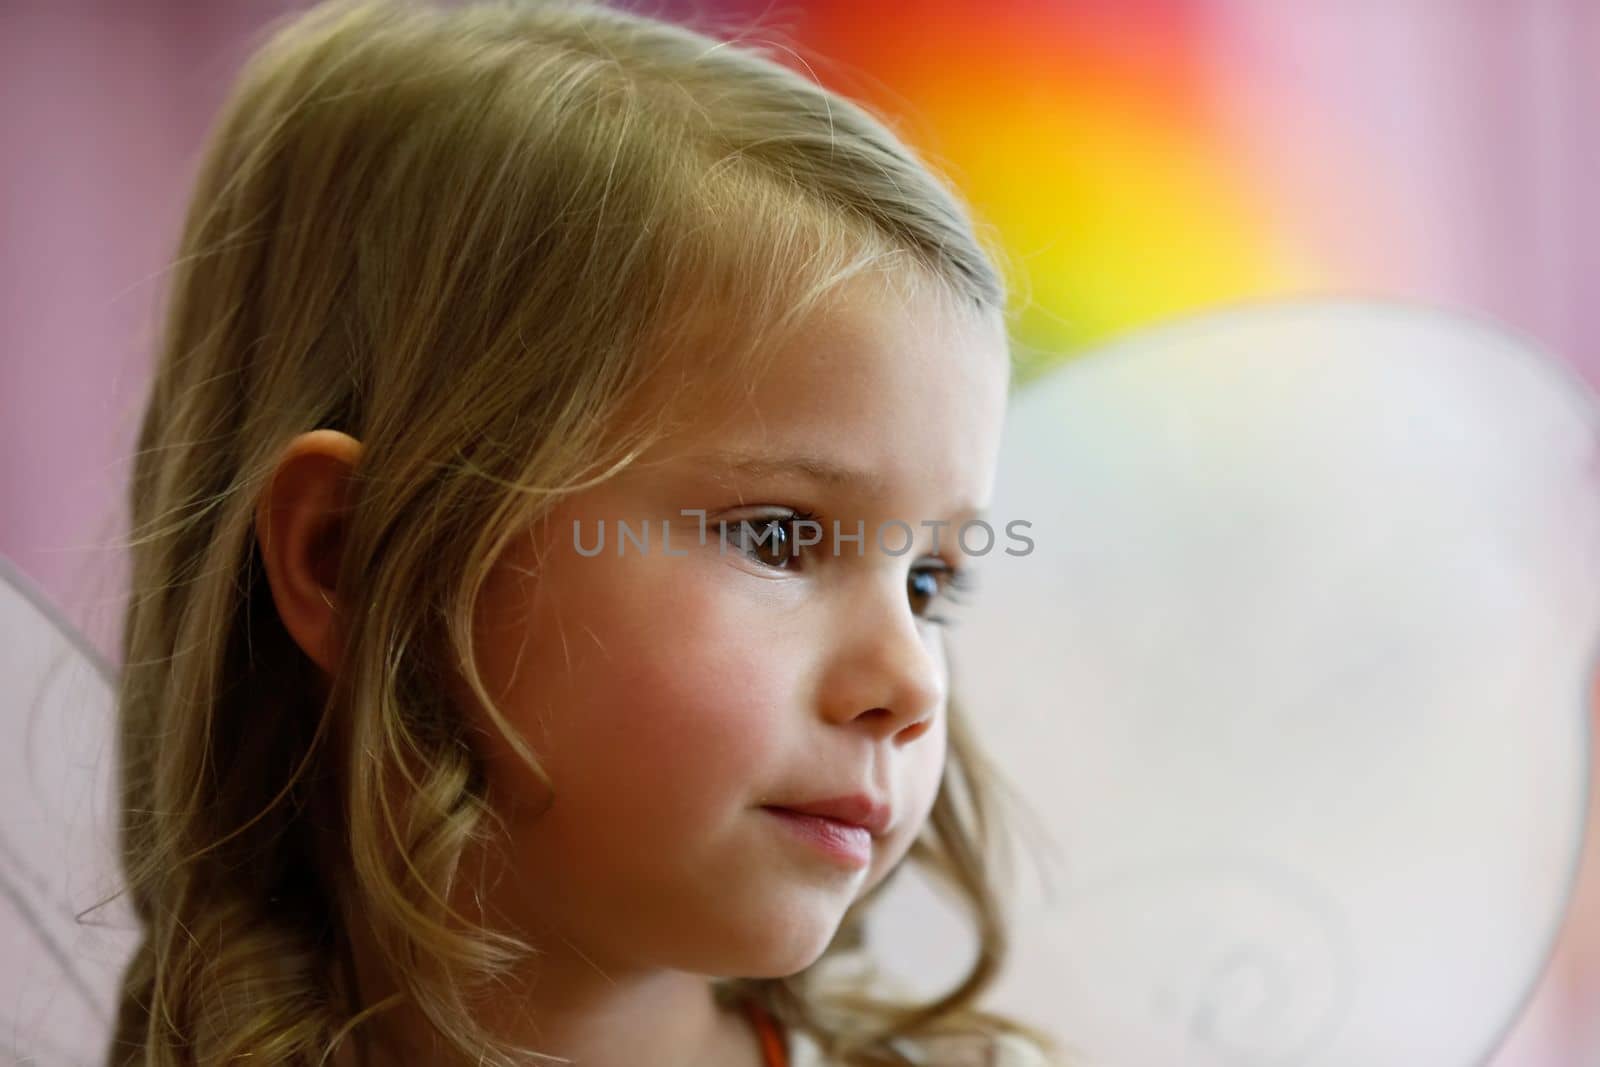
762, 807, 873, 868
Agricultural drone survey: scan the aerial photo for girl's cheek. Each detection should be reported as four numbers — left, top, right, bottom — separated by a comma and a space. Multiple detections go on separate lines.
623, 608, 798, 749
584, 562, 802, 756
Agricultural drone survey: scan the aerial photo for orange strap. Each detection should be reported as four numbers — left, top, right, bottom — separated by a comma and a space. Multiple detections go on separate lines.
745, 999, 789, 1067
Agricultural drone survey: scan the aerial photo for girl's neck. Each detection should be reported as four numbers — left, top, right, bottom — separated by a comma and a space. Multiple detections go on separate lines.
332, 929, 767, 1067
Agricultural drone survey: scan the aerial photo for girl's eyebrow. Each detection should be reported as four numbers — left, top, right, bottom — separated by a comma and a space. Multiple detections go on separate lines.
693, 449, 888, 496
689, 448, 989, 525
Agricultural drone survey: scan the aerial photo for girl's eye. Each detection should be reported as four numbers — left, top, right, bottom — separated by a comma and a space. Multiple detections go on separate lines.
719, 512, 814, 570
909, 562, 974, 626
718, 513, 976, 624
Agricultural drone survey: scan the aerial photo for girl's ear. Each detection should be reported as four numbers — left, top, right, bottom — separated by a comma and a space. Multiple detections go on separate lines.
254, 429, 364, 678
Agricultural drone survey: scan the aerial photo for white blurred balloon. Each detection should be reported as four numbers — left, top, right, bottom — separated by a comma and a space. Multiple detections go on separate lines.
0, 556, 135, 1065
872, 301, 1600, 1067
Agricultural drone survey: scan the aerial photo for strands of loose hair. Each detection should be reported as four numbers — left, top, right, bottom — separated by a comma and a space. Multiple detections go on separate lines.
101, 1, 1062, 1063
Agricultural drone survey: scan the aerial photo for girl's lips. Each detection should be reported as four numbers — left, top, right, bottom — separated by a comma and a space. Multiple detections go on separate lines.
762, 806, 872, 868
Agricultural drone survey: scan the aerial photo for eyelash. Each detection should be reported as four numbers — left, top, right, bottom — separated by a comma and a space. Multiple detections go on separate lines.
717, 508, 975, 627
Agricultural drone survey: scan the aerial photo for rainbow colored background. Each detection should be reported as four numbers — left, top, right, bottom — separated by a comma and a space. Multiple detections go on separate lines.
658, 0, 1589, 389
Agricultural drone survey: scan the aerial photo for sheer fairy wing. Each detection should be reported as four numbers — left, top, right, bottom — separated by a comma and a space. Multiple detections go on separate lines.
0, 556, 138, 1066
870, 301, 1600, 1067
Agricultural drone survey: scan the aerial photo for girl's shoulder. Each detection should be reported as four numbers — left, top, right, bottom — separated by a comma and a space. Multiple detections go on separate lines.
790, 1029, 1054, 1067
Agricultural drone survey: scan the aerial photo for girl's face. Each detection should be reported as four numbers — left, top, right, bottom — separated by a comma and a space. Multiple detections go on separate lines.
465, 277, 1011, 980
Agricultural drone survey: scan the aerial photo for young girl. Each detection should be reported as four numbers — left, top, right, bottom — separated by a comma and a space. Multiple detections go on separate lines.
109, 0, 1062, 1063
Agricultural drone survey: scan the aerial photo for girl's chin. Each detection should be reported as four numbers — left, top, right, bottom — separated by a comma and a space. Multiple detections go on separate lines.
691, 904, 845, 979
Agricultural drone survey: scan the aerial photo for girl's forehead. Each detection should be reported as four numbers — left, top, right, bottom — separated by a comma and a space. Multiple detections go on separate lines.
661, 281, 1006, 423
731, 288, 1005, 420
653, 266, 1001, 382
629, 285, 1010, 510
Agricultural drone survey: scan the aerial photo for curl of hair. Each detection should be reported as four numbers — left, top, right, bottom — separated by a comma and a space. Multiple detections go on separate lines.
104, 1, 1063, 1063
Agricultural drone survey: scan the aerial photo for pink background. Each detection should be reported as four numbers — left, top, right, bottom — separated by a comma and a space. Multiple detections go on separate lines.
2, 1, 1596, 1061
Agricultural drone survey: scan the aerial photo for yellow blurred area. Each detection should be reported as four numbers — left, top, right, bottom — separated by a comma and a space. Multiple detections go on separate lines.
906, 90, 1333, 381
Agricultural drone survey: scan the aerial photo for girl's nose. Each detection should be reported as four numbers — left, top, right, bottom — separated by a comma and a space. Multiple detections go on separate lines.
816, 579, 945, 743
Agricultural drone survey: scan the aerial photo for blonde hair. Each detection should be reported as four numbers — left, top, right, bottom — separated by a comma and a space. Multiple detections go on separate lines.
107, 0, 1060, 1063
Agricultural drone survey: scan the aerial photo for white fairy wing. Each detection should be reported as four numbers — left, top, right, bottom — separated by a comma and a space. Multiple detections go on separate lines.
931, 301, 1600, 1067
0, 556, 138, 1065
